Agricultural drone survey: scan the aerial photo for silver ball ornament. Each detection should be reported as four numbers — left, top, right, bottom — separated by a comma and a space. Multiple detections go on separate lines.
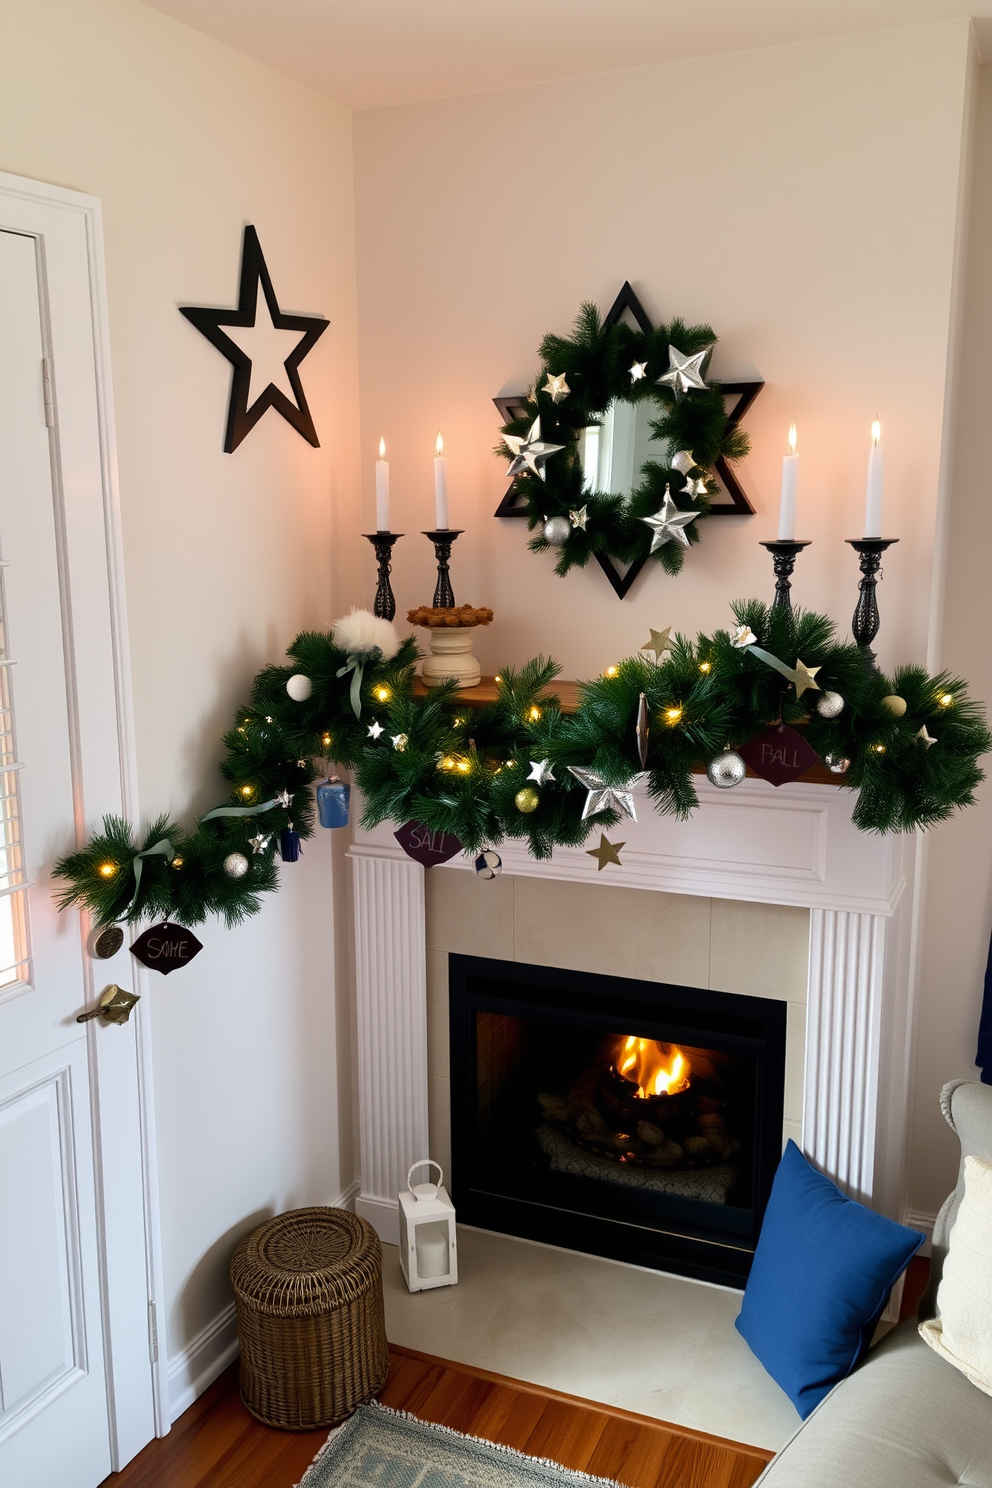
542, 516, 571, 547
825, 754, 851, 775
816, 691, 845, 719
286, 674, 313, 702
474, 850, 503, 879
223, 851, 250, 879
707, 751, 746, 789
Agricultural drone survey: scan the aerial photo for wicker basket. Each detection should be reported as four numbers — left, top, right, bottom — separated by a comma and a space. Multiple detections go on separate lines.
230, 1207, 388, 1430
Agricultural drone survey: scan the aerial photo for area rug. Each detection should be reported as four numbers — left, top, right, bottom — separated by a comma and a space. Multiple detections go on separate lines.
298, 1401, 625, 1487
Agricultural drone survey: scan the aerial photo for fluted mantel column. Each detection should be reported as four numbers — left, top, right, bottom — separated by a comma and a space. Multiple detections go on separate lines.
349, 843, 429, 1245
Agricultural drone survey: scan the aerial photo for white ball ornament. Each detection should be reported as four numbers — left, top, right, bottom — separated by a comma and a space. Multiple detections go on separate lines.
707, 751, 747, 789
286, 674, 313, 702
816, 691, 845, 719
223, 851, 249, 879
474, 850, 503, 880
542, 516, 571, 547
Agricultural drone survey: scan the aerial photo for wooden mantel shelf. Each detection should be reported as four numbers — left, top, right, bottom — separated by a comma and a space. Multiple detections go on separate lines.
411, 675, 843, 788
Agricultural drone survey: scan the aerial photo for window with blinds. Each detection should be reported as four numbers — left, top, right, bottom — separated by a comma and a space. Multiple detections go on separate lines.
0, 572, 29, 988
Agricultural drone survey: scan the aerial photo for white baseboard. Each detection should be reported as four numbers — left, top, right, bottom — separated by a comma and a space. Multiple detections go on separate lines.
166, 1181, 362, 1424
356, 1193, 399, 1246
332, 1179, 361, 1212
905, 1209, 938, 1255
168, 1300, 239, 1423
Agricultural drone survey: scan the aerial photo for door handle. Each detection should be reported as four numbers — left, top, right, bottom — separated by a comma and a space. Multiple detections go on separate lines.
76, 984, 140, 1026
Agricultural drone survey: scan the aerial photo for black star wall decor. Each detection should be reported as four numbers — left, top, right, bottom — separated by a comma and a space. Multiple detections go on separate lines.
180, 225, 329, 452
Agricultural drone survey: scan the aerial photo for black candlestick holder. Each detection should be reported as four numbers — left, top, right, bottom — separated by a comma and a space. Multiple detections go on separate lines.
363, 532, 403, 621
422, 529, 463, 608
760, 539, 812, 613
846, 538, 898, 669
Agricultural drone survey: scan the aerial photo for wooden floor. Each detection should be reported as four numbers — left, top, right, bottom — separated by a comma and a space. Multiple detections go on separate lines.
104, 1345, 773, 1488
104, 1257, 931, 1488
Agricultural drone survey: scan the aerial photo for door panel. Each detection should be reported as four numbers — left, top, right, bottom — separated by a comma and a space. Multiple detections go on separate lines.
0, 229, 112, 1485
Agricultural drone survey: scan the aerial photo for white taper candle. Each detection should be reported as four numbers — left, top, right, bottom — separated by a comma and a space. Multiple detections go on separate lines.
433, 430, 449, 530
777, 421, 799, 541
375, 435, 389, 531
864, 419, 883, 538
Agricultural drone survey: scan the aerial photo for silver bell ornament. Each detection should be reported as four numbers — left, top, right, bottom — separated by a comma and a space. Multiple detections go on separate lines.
223, 851, 249, 879
474, 850, 503, 879
816, 691, 845, 719
707, 751, 746, 789
542, 515, 571, 547
825, 754, 851, 774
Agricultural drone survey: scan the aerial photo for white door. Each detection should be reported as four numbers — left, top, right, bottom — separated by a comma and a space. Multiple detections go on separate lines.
0, 227, 113, 1488
0, 181, 162, 1481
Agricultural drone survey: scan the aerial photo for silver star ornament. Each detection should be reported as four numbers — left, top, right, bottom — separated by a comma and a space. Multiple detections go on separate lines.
659, 343, 710, 396
917, 725, 937, 749
503, 417, 565, 481
528, 759, 556, 785
730, 624, 757, 649
671, 450, 696, 475
542, 372, 570, 403
629, 361, 648, 383
569, 505, 589, 531
640, 486, 698, 552
684, 476, 709, 498
367, 720, 384, 739
567, 765, 648, 822
249, 832, 272, 855
275, 788, 292, 808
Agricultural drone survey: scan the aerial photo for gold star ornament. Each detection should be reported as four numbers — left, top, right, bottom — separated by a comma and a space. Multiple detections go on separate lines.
542, 372, 570, 403
783, 659, 821, 698
641, 626, 674, 662
586, 833, 625, 871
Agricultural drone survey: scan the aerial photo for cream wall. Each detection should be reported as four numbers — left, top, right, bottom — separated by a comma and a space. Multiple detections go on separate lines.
909, 60, 992, 1221
353, 22, 973, 679
0, 0, 364, 1370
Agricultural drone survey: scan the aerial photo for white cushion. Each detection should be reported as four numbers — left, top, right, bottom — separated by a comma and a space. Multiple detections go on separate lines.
919, 1153, 992, 1396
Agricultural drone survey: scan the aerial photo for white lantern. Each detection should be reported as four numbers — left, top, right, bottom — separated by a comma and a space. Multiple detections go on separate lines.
398, 1160, 458, 1293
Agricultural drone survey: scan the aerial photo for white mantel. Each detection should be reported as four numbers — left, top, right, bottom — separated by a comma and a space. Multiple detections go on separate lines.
349, 778, 918, 1245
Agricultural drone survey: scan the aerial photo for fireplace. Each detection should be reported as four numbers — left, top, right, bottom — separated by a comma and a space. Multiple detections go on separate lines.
448, 954, 787, 1286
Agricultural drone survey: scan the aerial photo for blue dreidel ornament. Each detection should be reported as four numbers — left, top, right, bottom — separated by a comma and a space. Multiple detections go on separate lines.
317, 776, 351, 828
279, 824, 302, 862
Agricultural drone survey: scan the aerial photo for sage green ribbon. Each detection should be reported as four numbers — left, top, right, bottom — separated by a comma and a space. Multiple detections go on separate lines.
336, 657, 366, 719
116, 836, 174, 921
336, 644, 384, 720
745, 643, 796, 685
200, 796, 284, 824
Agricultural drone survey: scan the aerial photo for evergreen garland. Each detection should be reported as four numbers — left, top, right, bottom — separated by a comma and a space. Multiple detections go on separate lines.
498, 302, 751, 579
53, 606, 990, 928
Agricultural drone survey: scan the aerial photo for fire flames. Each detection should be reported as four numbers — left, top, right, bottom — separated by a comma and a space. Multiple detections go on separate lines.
615, 1036, 691, 1098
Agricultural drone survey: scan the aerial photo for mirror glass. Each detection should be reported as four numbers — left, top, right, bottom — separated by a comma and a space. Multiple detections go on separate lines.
581, 399, 667, 497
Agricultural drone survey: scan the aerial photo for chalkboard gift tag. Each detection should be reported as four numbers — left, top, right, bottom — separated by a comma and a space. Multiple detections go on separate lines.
394, 820, 463, 867
739, 725, 820, 787
130, 922, 203, 975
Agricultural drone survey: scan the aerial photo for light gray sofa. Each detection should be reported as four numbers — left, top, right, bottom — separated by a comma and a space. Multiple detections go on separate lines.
756, 1080, 992, 1487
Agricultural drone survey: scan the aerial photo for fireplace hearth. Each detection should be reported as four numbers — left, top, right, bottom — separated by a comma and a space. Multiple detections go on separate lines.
449, 954, 787, 1286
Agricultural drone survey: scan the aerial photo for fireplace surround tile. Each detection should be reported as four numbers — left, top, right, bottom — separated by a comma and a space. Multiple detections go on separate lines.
709, 900, 810, 1002
513, 875, 711, 985
426, 864, 513, 957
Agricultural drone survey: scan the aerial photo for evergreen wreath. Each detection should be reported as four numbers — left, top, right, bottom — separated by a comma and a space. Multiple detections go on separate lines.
54, 603, 990, 931
497, 299, 751, 581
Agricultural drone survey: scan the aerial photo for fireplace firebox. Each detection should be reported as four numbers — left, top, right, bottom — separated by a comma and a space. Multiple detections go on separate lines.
449, 955, 788, 1286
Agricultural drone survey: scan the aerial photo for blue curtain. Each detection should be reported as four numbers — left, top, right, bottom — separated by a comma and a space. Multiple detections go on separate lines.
978, 926, 992, 1084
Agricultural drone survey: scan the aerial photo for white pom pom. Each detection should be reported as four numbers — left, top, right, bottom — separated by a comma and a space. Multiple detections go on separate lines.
286, 674, 313, 702
331, 607, 401, 661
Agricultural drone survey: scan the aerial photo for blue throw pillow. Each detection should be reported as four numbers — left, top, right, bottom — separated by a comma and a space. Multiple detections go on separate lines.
735, 1140, 924, 1418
